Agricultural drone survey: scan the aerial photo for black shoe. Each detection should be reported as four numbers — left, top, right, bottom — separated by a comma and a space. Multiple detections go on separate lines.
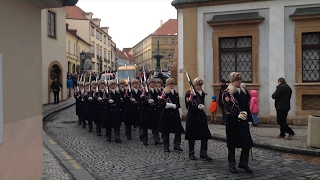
143, 141, 148, 146
174, 147, 183, 151
107, 137, 111, 142
200, 155, 212, 161
97, 132, 102, 136
238, 164, 253, 173
164, 147, 170, 152
115, 138, 122, 143
155, 141, 163, 145
78, 122, 81, 125
140, 135, 144, 141
88, 129, 92, 132
189, 155, 197, 160
230, 166, 238, 173
82, 126, 86, 129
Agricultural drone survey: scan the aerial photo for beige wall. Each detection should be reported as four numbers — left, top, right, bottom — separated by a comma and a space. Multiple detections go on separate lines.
66, 19, 90, 43
42, 7, 67, 104
0, 1, 62, 178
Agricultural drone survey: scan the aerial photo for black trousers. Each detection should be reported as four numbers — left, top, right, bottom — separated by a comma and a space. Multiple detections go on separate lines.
53, 91, 60, 103
277, 110, 295, 137
163, 133, 181, 148
143, 128, 160, 143
106, 128, 120, 139
188, 139, 208, 156
228, 147, 250, 167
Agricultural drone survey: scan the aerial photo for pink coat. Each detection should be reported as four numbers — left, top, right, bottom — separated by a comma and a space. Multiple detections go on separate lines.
250, 90, 259, 113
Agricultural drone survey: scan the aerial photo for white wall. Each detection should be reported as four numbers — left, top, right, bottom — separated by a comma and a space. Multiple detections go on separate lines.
0, 54, 3, 144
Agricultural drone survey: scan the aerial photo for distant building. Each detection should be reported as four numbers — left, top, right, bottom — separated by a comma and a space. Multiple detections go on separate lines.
132, 19, 177, 71
65, 6, 116, 73
172, 0, 320, 120
116, 49, 131, 68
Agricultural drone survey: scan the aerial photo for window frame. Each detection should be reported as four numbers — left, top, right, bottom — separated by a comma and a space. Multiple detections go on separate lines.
48, 10, 56, 38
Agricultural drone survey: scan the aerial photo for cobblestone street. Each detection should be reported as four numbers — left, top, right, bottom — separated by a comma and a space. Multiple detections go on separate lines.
44, 105, 320, 179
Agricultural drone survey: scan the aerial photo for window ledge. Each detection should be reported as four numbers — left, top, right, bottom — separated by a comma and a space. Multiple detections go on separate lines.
294, 83, 320, 86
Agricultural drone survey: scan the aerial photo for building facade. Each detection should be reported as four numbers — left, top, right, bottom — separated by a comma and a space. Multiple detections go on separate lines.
41, 7, 68, 105
133, 19, 177, 71
66, 6, 116, 73
172, 0, 320, 123
117, 49, 131, 67
66, 24, 91, 73
0, 0, 77, 179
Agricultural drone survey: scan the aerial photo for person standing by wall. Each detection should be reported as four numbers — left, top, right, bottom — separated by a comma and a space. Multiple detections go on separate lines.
209, 95, 218, 123
271, 77, 295, 139
250, 90, 259, 127
67, 75, 73, 98
50, 78, 62, 104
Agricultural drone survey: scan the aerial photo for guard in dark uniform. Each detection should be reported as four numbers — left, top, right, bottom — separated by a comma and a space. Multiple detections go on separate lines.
96, 80, 107, 136
118, 80, 127, 123
155, 78, 164, 140
159, 78, 184, 152
75, 82, 85, 126
103, 80, 122, 143
87, 81, 98, 132
82, 82, 90, 129
222, 72, 254, 174
185, 77, 212, 161
141, 78, 163, 146
124, 79, 142, 140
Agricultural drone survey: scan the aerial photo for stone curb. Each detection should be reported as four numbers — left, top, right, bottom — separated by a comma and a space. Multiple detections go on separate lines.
43, 101, 96, 180
211, 134, 320, 156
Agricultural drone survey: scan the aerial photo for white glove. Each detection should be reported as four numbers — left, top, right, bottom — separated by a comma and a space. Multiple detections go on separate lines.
238, 111, 248, 120
157, 95, 161, 99
130, 98, 136, 102
98, 97, 102, 101
178, 108, 182, 119
165, 103, 177, 109
88, 97, 93, 101
148, 99, 154, 104
108, 99, 114, 103
198, 104, 205, 110
77, 95, 80, 98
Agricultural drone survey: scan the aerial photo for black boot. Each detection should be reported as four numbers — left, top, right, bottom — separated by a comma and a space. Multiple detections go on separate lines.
189, 153, 196, 160
88, 121, 93, 132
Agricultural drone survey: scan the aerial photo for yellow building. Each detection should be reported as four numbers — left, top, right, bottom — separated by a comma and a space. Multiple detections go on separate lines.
66, 24, 91, 73
0, 0, 77, 179
133, 19, 177, 71
66, 6, 116, 73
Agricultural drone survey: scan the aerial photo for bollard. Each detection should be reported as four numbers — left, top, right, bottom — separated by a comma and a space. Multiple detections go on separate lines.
307, 114, 320, 148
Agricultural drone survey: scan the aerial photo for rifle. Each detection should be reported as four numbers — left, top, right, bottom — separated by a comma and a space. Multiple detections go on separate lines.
95, 74, 99, 92
217, 85, 241, 112
89, 72, 92, 92
142, 65, 149, 97
183, 64, 203, 105
127, 76, 132, 97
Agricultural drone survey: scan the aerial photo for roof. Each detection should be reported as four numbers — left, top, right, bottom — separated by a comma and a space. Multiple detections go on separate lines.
117, 49, 130, 60
289, 6, 320, 17
122, 48, 132, 54
207, 12, 264, 23
152, 19, 177, 35
66, 5, 88, 20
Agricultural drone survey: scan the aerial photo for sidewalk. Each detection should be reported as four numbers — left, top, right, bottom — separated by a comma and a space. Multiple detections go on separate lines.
42, 100, 320, 179
42, 98, 95, 180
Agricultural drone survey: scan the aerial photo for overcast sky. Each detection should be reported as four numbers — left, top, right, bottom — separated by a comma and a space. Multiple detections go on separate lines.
76, 0, 177, 50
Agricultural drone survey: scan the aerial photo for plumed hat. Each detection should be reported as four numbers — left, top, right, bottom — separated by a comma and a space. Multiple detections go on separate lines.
229, 72, 242, 82
85, 82, 90, 86
98, 80, 106, 85
79, 82, 84, 87
119, 80, 126, 85
147, 77, 156, 84
155, 78, 163, 84
91, 81, 97, 85
131, 79, 139, 85
108, 80, 116, 86
166, 78, 175, 85
193, 77, 204, 86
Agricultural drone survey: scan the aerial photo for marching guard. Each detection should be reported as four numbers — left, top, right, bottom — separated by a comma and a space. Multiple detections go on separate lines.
96, 80, 107, 136
118, 80, 127, 123
81, 82, 91, 129
140, 78, 163, 146
159, 78, 184, 152
124, 79, 142, 140
103, 80, 122, 143
222, 72, 253, 173
87, 81, 98, 132
75, 82, 85, 126
185, 77, 212, 161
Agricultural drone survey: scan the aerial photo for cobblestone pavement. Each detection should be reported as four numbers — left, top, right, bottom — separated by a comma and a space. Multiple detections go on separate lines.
43, 105, 320, 179
42, 145, 73, 180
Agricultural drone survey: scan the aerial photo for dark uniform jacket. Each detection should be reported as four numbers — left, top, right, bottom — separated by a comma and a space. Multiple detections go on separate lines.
185, 90, 212, 140
222, 84, 253, 149
85, 89, 98, 122
75, 89, 85, 116
96, 89, 107, 125
125, 88, 142, 126
159, 88, 184, 134
103, 89, 121, 129
272, 82, 292, 111
141, 88, 160, 130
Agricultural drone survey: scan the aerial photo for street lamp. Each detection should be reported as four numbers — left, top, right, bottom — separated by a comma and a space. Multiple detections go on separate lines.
152, 41, 165, 72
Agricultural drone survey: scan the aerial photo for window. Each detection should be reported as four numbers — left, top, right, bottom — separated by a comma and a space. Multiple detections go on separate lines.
91, 26, 94, 37
164, 38, 168, 44
172, 38, 175, 44
104, 36, 106, 44
99, 49, 102, 57
156, 38, 160, 44
96, 30, 98, 39
91, 45, 95, 55
96, 47, 99, 56
73, 43, 76, 55
219, 36, 252, 83
48, 10, 56, 38
68, 41, 70, 53
302, 32, 320, 82
108, 52, 110, 60
104, 50, 106, 59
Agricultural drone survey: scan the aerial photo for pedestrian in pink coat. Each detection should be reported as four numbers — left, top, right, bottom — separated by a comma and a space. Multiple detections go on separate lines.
250, 90, 259, 127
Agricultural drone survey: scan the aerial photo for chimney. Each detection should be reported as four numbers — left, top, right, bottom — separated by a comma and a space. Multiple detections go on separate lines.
160, 19, 163, 27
